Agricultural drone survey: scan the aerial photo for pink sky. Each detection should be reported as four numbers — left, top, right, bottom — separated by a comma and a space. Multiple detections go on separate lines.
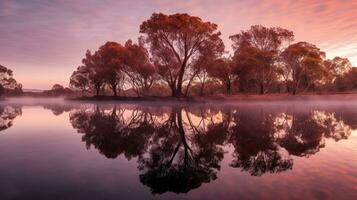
0, 0, 356, 89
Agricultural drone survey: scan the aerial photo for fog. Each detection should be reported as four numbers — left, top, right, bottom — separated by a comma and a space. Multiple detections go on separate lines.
3, 96, 357, 108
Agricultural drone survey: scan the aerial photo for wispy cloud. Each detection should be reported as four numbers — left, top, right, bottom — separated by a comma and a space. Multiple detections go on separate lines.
0, 0, 356, 89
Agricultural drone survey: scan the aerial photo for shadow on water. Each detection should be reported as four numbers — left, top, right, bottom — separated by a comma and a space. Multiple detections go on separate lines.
37, 102, 353, 194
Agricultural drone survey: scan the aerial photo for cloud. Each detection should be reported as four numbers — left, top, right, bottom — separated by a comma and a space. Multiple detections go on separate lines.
0, 0, 356, 88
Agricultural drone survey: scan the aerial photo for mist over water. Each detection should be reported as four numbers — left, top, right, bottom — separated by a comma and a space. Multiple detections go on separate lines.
0, 98, 356, 200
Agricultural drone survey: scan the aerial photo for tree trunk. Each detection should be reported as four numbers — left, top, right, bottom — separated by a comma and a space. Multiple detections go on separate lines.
171, 86, 177, 97
176, 60, 188, 97
260, 83, 264, 95
111, 84, 117, 97
292, 87, 297, 95
176, 79, 183, 97
185, 74, 196, 97
199, 82, 205, 96
95, 86, 100, 97
226, 82, 231, 95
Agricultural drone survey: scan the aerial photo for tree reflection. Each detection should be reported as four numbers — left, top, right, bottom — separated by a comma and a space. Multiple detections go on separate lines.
68, 104, 353, 193
0, 105, 22, 132
228, 109, 293, 176
274, 110, 351, 157
138, 107, 228, 194
43, 104, 73, 116
70, 106, 156, 159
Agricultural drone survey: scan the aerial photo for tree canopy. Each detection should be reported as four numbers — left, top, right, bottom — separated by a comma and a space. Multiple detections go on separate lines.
0, 65, 22, 96
67, 13, 356, 97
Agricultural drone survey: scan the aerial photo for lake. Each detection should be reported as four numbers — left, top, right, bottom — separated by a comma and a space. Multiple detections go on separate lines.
0, 98, 356, 200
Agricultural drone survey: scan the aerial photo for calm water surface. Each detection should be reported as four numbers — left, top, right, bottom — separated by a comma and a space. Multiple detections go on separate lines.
0, 98, 356, 200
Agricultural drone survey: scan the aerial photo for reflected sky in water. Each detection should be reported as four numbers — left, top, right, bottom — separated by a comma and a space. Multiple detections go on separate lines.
0, 99, 356, 200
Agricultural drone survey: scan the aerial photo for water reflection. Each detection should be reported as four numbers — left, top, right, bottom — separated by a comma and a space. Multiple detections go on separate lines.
275, 111, 351, 157
0, 105, 21, 132
229, 109, 293, 176
64, 104, 353, 194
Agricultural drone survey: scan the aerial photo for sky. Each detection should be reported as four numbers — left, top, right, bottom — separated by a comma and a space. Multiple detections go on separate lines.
0, 0, 356, 90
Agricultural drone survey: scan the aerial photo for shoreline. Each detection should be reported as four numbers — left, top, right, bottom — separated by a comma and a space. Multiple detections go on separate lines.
3, 92, 357, 104
66, 93, 357, 102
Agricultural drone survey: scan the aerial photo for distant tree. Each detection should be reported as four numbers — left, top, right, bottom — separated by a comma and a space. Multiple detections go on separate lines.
324, 57, 352, 82
69, 66, 91, 94
207, 58, 237, 95
140, 13, 224, 97
52, 84, 65, 91
45, 83, 73, 96
334, 67, 357, 91
230, 25, 294, 52
186, 49, 217, 96
281, 42, 330, 94
123, 40, 158, 96
233, 46, 276, 93
230, 25, 294, 94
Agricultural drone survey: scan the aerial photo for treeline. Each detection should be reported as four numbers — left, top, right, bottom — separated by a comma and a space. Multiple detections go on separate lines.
69, 13, 355, 97
0, 65, 22, 96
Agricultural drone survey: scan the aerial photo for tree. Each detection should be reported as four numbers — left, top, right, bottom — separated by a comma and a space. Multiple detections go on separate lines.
230, 25, 294, 94
186, 50, 216, 96
81, 50, 105, 96
96, 42, 126, 96
0, 85, 4, 97
281, 42, 330, 94
233, 46, 276, 94
52, 84, 64, 91
140, 13, 224, 97
0, 64, 22, 95
334, 67, 357, 91
207, 58, 237, 94
123, 40, 158, 96
72, 42, 126, 97
69, 66, 91, 94
324, 57, 352, 83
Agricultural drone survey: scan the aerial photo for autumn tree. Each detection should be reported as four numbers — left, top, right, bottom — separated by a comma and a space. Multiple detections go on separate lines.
324, 57, 352, 82
70, 42, 126, 97
185, 49, 217, 96
233, 46, 277, 93
230, 25, 294, 94
140, 13, 224, 97
207, 58, 237, 95
80, 50, 105, 96
281, 42, 330, 94
122, 40, 158, 96
334, 67, 357, 91
96, 42, 126, 96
